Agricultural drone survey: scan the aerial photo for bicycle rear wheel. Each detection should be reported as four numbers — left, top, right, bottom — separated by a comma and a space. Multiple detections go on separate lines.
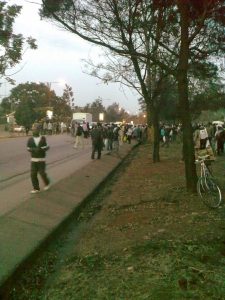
197, 177, 222, 208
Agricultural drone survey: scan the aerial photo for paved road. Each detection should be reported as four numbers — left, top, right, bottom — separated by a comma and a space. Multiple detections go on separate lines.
0, 134, 92, 181
0, 134, 93, 217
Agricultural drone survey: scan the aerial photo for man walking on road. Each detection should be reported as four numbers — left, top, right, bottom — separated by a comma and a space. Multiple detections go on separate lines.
73, 122, 84, 149
91, 123, 104, 159
27, 129, 51, 193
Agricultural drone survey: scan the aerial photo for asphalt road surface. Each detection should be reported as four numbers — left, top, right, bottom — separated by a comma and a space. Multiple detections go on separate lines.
0, 134, 93, 217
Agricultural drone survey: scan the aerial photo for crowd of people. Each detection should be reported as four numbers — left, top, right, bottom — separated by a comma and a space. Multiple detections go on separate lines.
33, 119, 225, 157
159, 121, 225, 157
71, 121, 148, 153
27, 120, 147, 193
159, 121, 225, 161
159, 124, 183, 147
33, 120, 69, 135
33, 119, 148, 147
27, 117, 225, 193
193, 122, 225, 157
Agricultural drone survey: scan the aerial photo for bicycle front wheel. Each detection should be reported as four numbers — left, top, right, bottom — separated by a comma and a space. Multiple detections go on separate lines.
197, 177, 222, 208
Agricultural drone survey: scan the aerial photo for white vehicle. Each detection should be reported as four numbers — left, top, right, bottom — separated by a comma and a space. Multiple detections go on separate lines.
72, 112, 92, 124
13, 125, 25, 132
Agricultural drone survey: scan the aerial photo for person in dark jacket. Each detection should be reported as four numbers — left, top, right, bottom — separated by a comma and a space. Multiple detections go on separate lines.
73, 122, 84, 149
215, 126, 225, 155
91, 123, 103, 159
27, 129, 51, 193
107, 125, 114, 151
112, 125, 120, 152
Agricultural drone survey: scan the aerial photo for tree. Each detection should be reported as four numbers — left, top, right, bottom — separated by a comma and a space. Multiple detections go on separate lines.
2, 81, 74, 122
190, 74, 225, 118
83, 97, 106, 122
62, 84, 74, 107
0, 1, 37, 83
175, 0, 224, 190
53, 84, 73, 120
14, 98, 37, 134
78, 6, 175, 162
0, 104, 6, 123
105, 102, 129, 123
40, 0, 225, 192
1, 82, 56, 116
40, 0, 178, 164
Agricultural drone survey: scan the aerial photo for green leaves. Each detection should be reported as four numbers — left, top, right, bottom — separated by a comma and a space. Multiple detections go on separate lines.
0, 81, 74, 123
26, 37, 38, 50
0, 2, 37, 82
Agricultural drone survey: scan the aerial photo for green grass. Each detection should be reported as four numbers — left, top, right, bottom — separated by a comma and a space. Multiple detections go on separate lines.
42, 238, 225, 300
7, 143, 225, 300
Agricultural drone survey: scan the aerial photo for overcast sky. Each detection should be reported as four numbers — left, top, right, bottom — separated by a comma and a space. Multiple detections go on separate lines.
2, 0, 140, 114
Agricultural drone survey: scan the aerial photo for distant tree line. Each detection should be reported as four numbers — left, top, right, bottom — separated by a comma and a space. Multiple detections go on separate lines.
0, 82, 137, 129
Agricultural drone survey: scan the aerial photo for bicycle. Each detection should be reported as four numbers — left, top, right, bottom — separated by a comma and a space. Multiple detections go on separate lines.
195, 155, 222, 208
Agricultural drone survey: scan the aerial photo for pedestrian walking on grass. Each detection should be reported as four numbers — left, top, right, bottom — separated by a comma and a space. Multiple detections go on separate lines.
215, 126, 225, 155
27, 129, 51, 194
91, 123, 104, 159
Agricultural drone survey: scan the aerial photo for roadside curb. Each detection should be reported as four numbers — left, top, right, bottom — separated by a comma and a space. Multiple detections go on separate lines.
0, 142, 139, 296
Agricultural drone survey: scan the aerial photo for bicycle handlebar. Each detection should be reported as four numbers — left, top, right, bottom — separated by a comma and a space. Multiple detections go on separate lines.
198, 155, 210, 160
195, 155, 210, 163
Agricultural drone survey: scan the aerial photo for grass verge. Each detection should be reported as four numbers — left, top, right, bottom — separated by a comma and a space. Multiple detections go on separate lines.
8, 142, 225, 299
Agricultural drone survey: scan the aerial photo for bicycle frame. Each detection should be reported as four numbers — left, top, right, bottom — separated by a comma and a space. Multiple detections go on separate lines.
199, 159, 211, 178
196, 155, 222, 208
197, 157, 213, 189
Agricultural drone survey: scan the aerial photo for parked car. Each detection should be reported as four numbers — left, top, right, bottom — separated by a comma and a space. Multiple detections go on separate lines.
13, 125, 25, 133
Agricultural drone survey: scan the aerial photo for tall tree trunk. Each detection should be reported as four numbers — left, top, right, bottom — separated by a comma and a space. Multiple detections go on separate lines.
146, 99, 152, 143
145, 68, 161, 163
177, 0, 197, 192
153, 111, 160, 162
150, 106, 160, 163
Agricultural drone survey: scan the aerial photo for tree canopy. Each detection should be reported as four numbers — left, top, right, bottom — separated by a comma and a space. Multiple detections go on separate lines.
39, 0, 225, 191
14, 98, 37, 132
1, 82, 73, 124
0, 1, 37, 83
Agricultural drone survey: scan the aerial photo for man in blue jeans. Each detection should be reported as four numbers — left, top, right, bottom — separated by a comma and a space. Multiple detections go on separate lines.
27, 129, 51, 193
